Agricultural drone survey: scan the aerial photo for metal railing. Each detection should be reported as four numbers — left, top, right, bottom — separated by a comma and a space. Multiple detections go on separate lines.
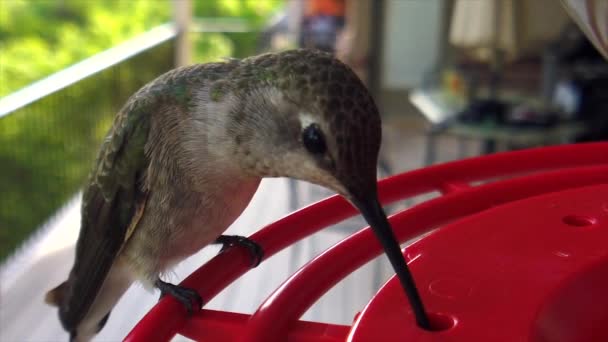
0, 20, 253, 261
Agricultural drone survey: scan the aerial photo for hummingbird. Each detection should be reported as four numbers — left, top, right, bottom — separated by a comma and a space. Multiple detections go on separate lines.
45, 49, 428, 341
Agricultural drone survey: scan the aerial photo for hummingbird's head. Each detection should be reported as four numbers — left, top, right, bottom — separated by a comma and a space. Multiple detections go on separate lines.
228, 49, 382, 205
219, 50, 426, 324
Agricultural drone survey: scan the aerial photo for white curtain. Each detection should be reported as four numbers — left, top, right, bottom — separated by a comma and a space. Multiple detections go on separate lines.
561, 0, 608, 60
450, 0, 570, 62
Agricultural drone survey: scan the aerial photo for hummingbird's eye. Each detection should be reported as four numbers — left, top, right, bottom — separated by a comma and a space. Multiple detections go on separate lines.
302, 123, 327, 155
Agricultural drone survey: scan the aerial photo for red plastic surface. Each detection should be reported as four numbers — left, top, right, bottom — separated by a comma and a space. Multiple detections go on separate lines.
126, 142, 608, 342
240, 166, 608, 342
179, 310, 349, 342
349, 184, 608, 342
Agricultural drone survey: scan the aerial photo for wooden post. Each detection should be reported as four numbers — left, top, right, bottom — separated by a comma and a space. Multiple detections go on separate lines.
173, 0, 192, 67
287, 0, 304, 48
368, 0, 385, 101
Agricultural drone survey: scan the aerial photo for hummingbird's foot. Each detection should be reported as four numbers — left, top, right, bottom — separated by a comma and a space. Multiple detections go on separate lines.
155, 279, 203, 315
214, 235, 264, 267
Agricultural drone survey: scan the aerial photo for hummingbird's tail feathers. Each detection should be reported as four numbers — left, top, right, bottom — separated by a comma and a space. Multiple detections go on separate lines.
66, 312, 109, 342
69, 329, 94, 342
66, 261, 134, 342
44, 261, 132, 341
45, 281, 68, 307
97, 311, 111, 332
65, 311, 111, 342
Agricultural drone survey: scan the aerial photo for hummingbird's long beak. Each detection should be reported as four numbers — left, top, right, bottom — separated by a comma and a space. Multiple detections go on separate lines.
350, 194, 431, 329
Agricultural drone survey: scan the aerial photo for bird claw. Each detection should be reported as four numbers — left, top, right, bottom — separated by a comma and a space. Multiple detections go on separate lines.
156, 279, 203, 315
215, 235, 264, 267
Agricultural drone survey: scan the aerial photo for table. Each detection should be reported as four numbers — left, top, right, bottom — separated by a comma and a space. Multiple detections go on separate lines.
410, 88, 587, 165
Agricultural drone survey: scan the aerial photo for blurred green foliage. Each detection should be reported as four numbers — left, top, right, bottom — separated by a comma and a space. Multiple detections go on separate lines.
0, 43, 175, 261
0, 0, 170, 97
0, 0, 283, 261
193, 0, 283, 59
0, 0, 284, 96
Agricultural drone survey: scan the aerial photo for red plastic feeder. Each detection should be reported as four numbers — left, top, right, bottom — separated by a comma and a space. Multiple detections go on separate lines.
126, 142, 608, 342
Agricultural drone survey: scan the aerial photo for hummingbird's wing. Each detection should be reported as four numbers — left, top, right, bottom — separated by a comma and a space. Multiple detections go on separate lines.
57, 99, 151, 330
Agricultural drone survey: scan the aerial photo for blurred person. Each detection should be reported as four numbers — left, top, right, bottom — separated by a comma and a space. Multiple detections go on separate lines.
300, 0, 346, 53
335, 0, 371, 85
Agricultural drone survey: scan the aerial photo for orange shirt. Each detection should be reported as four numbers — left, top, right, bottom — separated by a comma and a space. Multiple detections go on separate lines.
305, 0, 346, 17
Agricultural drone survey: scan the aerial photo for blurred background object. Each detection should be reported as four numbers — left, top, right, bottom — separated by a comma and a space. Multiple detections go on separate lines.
300, 0, 345, 53
413, 0, 608, 164
561, 0, 608, 60
559, 0, 608, 142
1, 1, 607, 340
